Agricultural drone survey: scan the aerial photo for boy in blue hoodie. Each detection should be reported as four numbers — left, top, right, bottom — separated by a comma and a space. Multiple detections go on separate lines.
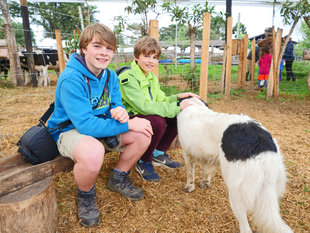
48, 23, 153, 227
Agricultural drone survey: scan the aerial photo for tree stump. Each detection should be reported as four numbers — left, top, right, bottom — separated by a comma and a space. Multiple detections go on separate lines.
0, 177, 58, 233
0, 154, 74, 233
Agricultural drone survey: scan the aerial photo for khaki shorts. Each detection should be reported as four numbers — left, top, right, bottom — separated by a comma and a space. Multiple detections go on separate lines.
57, 128, 123, 161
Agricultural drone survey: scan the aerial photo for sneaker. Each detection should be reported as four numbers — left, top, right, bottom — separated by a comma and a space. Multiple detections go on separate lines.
135, 161, 160, 182
107, 170, 144, 201
77, 185, 100, 227
152, 153, 182, 168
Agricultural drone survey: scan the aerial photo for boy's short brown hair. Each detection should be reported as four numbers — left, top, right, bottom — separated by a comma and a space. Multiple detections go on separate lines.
79, 23, 117, 56
134, 36, 161, 59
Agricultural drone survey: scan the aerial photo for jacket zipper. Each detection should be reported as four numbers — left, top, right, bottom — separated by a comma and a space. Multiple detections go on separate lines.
148, 84, 153, 101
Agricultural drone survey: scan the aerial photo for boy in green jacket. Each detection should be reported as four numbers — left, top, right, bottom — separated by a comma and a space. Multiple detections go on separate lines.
118, 36, 200, 182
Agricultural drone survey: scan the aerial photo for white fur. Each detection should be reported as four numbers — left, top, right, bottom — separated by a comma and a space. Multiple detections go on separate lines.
177, 98, 292, 233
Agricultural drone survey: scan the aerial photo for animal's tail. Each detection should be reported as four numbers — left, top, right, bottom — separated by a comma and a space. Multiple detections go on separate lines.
251, 182, 293, 233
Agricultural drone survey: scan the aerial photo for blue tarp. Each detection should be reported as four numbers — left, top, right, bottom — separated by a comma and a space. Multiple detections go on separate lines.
158, 59, 202, 64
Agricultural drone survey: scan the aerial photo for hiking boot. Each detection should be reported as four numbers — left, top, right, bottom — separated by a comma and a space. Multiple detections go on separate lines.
135, 161, 160, 182
107, 170, 144, 201
152, 153, 182, 168
77, 185, 100, 227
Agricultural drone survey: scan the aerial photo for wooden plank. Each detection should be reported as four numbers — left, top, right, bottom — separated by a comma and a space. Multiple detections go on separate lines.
0, 154, 74, 197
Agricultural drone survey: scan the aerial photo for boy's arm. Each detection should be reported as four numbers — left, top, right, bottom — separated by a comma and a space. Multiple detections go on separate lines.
119, 75, 180, 118
60, 78, 129, 138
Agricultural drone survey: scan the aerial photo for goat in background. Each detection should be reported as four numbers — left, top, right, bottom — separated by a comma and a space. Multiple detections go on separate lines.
177, 98, 293, 233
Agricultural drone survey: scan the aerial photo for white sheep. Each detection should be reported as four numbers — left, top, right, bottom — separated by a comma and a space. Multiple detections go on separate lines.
177, 98, 292, 233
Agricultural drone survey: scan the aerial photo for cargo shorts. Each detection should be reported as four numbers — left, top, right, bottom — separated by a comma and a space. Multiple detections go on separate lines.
57, 128, 123, 161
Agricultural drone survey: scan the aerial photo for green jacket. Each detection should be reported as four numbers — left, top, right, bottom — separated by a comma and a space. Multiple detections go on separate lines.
118, 60, 180, 118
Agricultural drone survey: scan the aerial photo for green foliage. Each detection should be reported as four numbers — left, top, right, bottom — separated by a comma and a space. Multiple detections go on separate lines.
232, 22, 247, 39
125, 0, 160, 38
280, 0, 310, 25
0, 17, 35, 47
9, 1, 98, 40
298, 21, 310, 49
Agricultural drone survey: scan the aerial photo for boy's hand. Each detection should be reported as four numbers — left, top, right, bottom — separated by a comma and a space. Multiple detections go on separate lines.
111, 106, 129, 123
177, 92, 200, 100
128, 117, 153, 137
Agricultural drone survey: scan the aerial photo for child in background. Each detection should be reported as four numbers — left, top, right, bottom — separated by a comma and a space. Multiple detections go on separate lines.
257, 46, 272, 90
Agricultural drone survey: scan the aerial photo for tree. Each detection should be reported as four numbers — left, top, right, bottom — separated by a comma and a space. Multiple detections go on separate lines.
0, 0, 23, 86
125, 0, 160, 37
9, 1, 97, 41
162, 1, 220, 73
232, 22, 247, 39
113, 16, 127, 68
0, 18, 35, 48
280, 0, 310, 94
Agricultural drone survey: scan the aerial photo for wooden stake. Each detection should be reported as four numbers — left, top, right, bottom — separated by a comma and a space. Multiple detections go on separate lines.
149, 20, 159, 77
199, 13, 211, 102
55, 30, 66, 74
251, 39, 256, 85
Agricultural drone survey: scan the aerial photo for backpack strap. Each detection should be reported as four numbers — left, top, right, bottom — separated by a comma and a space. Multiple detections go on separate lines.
115, 65, 131, 76
84, 69, 110, 110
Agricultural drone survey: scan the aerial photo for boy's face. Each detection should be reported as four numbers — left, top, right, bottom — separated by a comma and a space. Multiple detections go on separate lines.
135, 53, 158, 75
82, 36, 114, 77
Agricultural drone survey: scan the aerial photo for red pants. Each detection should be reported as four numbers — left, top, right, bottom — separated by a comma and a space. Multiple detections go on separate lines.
130, 115, 178, 162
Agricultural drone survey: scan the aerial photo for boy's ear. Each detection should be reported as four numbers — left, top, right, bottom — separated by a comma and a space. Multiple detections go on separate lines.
82, 48, 87, 55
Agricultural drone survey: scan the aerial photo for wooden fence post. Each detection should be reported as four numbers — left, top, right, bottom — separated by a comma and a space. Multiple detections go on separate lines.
241, 34, 248, 88
55, 30, 65, 74
225, 17, 233, 96
199, 13, 211, 102
273, 28, 283, 101
251, 38, 256, 85
237, 38, 244, 88
149, 20, 159, 77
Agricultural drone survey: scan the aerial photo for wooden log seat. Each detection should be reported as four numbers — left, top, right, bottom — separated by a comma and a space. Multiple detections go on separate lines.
0, 154, 74, 233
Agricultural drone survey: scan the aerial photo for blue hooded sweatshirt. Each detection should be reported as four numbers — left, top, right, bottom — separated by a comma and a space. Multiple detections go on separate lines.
48, 53, 129, 142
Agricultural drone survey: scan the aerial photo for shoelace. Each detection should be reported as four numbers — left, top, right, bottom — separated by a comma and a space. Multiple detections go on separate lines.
80, 195, 97, 213
119, 173, 135, 191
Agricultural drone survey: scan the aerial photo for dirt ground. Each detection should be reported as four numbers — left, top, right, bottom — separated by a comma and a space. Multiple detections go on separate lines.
0, 77, 309, 232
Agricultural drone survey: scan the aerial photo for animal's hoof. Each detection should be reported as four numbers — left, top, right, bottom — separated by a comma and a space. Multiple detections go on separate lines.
199, 182, 211, 189
183, 185, 195, 193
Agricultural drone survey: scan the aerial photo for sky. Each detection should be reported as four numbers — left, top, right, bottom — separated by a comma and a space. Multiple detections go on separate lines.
36, 1, 304, 47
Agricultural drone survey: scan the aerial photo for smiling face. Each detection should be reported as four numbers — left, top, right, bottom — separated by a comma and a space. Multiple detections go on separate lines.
82, 36, 114, 77
135, 53, 158, 76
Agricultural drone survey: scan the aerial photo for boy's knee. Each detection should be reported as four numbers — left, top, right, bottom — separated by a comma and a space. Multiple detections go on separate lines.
73, 137, 105, 170
150, 116, 166, 131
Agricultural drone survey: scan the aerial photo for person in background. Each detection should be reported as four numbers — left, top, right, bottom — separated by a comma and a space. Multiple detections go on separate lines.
258, 27, 273, 51
283, 36, 296, 81
118, 36, 200, 182
48, 23, 153, 228
257, 46, 272, 90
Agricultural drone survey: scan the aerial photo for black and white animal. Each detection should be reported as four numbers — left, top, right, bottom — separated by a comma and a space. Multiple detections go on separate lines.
21, 49, 68, 86
0, 49, 68, 86
177, 98, 293, 233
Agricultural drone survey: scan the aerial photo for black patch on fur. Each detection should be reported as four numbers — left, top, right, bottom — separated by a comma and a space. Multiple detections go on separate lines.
221, 121, 277, 162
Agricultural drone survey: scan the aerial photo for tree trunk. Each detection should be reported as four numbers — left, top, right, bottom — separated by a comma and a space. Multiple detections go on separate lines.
0, 0, 24, 86
189, 23, 196, 73
0, 177, 58, 233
